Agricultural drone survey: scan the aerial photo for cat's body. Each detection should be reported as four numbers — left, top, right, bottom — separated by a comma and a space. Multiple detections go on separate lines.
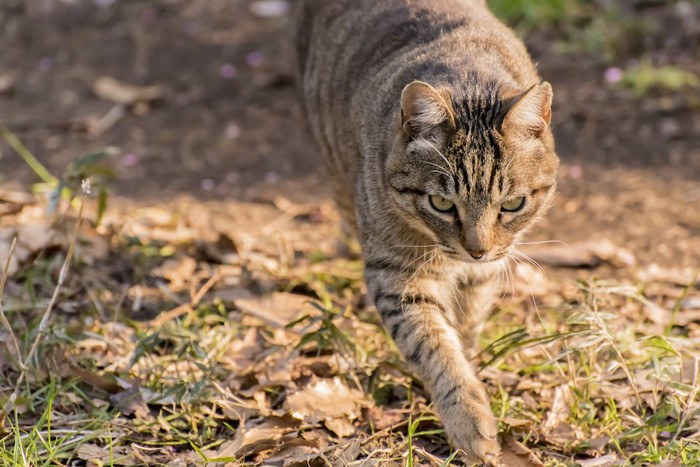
294, 0, 559, 463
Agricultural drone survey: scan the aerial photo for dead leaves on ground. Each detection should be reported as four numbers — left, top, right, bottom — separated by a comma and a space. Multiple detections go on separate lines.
1, 193, 699, 465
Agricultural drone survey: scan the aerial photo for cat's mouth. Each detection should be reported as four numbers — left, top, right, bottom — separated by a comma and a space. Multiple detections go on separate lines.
440, 247, 505, 263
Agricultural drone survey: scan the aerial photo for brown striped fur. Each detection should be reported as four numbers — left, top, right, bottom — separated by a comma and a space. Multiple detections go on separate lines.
293, 0, 559, 463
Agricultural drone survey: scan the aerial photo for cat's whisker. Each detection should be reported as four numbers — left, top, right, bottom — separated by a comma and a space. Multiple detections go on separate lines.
385, 243, 441, 250
451, 275, 466, 319
509, 253, 542, 320
431, 169, 454, 179
511, 248, 548, 279
496, 262, 507, 303
508, 254, 568, 380
402, 248, 438, 275
405, 248, 439, 287
504, 255, 516, 307
423, 161, 453, 179
422, 139, 455, 172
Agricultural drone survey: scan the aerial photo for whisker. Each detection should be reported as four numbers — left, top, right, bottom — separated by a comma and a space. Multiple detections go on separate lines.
423, 139, 455, 172
504, 255, 516, 307
423, 161, 453, 180
512, 248, 548, 279
405, 248, 439, 287
496, 262, 506, 302
385, 243, 441, 250
509, 254, 543, 324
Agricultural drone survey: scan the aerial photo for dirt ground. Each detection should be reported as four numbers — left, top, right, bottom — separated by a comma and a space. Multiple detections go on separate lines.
1, 0, 699, 268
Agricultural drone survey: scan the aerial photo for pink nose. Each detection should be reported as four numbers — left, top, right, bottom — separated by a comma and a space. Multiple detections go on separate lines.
467, 249, 485, 259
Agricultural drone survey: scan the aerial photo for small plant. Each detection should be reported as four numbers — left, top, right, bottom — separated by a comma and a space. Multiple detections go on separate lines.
0, 127, 116, 225
488, 0, 577, 33
617, 58, 700, 96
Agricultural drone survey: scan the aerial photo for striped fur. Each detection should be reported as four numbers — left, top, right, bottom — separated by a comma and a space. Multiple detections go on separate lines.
294, 0, 559, 463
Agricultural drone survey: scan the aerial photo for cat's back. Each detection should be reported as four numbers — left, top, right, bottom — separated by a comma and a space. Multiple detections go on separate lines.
294, 0, 541, 210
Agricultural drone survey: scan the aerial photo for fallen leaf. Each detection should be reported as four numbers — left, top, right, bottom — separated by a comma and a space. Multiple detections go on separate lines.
151, 256, 197, 290
93, 76, 165, 105
520, 239, 635, 268
77, 443, 109, 460
215, 415, 300, 458
655, 460, 682, 467
235, 292, 315, 328
110, 385, 150, 419
499, 433, 544, 466
286, 377, 368, 424
543, 385, 572, 432
637, 263, 700, 288
264, 438, 320, 466
365, 406, 405, 431
575, 453, 624, 466
324, 417, 355, 438
587, 436, 611, 454
0, 189, 33, 205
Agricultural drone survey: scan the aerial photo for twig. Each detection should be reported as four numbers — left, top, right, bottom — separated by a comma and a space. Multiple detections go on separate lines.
150, 272, 221, 327
1, 186, 87, 415
0, 238, 22, 365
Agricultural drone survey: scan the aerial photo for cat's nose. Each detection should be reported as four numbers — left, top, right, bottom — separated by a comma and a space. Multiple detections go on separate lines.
467, 249, 486, 259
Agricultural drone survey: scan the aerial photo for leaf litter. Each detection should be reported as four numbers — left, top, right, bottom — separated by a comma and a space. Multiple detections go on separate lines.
0, 189, 699, 466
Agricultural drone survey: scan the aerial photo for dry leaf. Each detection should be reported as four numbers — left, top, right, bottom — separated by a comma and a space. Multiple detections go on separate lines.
235, 292, 314, 328
0, 189, 33, 205
0, 223, 57, 277
215, 415, 300, 458
499, 433, 544, 466
264, 438, 320, 466
330, 438, 362, 466
520, 239, 635, 268
365, 406, 405, 431
93, 76, 165, 105
286, 377, 368, 424
110, 386, 150, 419
575, 453, 624, 466
324, 417, 355, 438
151, 256, 197, 290
77, 443, 109, 460
543, 385, 572, 432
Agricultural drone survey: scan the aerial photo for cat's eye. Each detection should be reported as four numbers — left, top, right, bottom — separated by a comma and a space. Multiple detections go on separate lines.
429, 195, 455, 212
501, 196, 525, 212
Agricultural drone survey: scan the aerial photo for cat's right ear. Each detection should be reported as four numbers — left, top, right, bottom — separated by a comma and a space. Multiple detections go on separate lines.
501, 82, 553, 138
400, 81, 455, 139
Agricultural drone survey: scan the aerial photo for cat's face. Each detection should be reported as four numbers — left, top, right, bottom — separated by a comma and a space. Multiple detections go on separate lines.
386, 81, 559, 263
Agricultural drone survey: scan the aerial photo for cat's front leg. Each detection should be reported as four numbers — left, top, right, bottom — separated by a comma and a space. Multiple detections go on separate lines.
368, 269, 500, 464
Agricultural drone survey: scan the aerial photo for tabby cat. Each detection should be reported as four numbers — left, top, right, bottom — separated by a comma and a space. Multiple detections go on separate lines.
293, 0, 559, 463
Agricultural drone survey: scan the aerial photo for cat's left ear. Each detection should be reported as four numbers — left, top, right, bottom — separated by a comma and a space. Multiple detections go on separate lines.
501, 81, 552, 138
400, 81, 456, 139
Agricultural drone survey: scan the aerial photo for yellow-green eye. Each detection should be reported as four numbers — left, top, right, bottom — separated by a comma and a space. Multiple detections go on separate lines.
429, 195, 455, 212
501, 196, 525, 212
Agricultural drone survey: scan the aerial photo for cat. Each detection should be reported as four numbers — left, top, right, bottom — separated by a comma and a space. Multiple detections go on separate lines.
293, 0, 559, 463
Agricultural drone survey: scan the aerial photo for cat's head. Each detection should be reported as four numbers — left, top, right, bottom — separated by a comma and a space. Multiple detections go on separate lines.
385, 80, 559, 263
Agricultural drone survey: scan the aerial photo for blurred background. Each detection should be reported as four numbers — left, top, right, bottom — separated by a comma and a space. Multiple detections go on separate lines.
0, 0, 699, 266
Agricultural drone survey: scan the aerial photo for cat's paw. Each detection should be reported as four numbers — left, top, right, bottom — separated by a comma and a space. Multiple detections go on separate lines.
441, 389, 501, 465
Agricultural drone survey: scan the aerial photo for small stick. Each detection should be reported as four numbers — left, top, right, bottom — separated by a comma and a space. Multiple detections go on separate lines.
2, 184, 87, 415
0, 238, 22, 366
